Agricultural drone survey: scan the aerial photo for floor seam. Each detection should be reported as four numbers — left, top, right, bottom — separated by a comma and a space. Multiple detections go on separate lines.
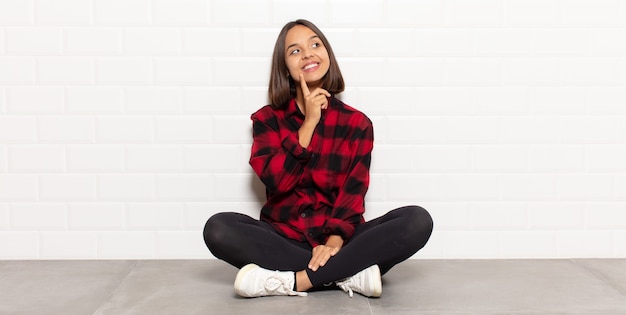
90, 260, 140, 315
570, 259, 626, 298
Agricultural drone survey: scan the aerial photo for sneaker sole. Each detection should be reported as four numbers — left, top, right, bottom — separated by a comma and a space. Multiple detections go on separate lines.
234, 263, 259, 297
370, 265, 382, 298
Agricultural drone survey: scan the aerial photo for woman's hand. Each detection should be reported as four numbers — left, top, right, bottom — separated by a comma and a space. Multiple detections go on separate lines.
299, 73, 330, 125
308, 235, 344, 272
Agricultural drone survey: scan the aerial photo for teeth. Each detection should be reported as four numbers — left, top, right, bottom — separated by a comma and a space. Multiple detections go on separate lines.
303, 63, 318, 70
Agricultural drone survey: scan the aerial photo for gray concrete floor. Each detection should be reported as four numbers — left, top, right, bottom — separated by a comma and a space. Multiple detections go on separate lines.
1, 260, 626, 315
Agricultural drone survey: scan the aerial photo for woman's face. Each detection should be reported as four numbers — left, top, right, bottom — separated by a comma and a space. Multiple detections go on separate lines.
284, 25, 330, 89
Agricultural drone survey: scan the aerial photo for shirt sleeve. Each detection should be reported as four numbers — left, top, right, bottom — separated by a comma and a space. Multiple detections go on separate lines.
249, 112, 312, 195
323, 119, 373, 241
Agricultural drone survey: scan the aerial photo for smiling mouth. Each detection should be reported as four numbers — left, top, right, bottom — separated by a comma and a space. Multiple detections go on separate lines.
302, 62, 319, 71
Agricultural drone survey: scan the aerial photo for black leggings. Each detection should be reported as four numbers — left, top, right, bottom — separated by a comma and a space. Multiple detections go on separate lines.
203, 205, 433, 288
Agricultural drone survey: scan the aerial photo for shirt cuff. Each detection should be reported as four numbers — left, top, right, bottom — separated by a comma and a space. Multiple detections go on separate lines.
323, 218, 356, 241
282, 133, 312, 161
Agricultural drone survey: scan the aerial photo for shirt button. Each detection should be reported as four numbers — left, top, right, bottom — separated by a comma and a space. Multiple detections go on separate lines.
308, 232, 314, 237
301, 212, 306, 218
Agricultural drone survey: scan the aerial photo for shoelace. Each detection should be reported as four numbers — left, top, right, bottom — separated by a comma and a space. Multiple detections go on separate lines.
336, 279, 355, 298
265, 273, 308, 297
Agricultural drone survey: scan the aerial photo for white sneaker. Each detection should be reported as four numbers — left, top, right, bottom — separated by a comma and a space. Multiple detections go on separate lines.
336, 265, 382, 298
234, 264, 307, 297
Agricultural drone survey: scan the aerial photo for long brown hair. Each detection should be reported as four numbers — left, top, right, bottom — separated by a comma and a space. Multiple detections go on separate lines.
268, 19, 345, 108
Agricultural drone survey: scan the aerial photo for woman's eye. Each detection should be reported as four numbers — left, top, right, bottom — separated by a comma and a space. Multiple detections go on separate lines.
312, 42, 320, 48
290, 49, 300, 55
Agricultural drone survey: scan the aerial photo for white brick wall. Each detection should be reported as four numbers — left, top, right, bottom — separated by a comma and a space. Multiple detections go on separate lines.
1, 0, 625, 259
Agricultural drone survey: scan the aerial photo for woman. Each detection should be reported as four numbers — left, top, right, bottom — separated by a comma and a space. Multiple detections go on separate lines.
203, 19, 433, 298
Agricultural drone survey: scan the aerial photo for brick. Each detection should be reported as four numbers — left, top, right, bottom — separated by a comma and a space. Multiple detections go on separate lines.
384, 58, 443, 87
155, 117, 211, 143
68, 202, 125, 229
472, 145, 528, 172
556, 230, 613, 257
270, 0, 327, 25
156, 174, 212, 201
0, 0, 33, 25
529, 88, 586, 115
98, 175, 156, 201
330, 0, 384, 25
387, 116, 444, 144
94, 0, 152, 26
469, 202, 528, 230
503, 0, 560, 27
385, 0, 444, 26
125, 87, 182, 114
387, 174, 443, 202
0, 232, 39, 259
472, 87, 529, 115
66, 87, 123, 114
65, 28, 123, 55
35, 0, 92, 25
418, 202, 469, 230
587, 88, 626, 114
212, 57, 267, 85
154, 0, 208, 25
499, 117, 560, 144
356, 29, 414, 57
155, 58, 211, 84
97, 117, 154, 143
443, 174, 500, 201
9, 145, 65, 172
183, 145, 242, 172
445, 0, 502, 27
0, 175, 38, 201
415, 87, 474, 115
0, 57, 35, 84
0, 202, 8, 229
443, 58, 501, 86
441, 231, 499, 258
473, 30, 532, 56
183, 28, 240, 55
0, 146, 7, 172
528, 202, 584, 229
124, 28, 181, 55
37, 57, 94, 84
585, 203, 626, 228
7, 87, 64, 114
212, 116, 251, 144
156, 231, 209, 258
501, 58, 561, 86
561, 0, 621, 27
415, 145, 470, 172
355, 87, 417, 115
6, 28, 62, 54
184, 87, 242, 114
95, 58, 153, 84
586, 145, 626, 171
616, 175, 626, 200
40, 232, 97, 259
11, 202, 67, 229
500, 174, 557, 201
40, 175, 96, 201
67, 145, 124, 172
127, 145, 183, 172
212, 0, 271, 25
38, 117, 95, 143
99, 231, 155, 258
414, 30, 473, 56
127, 202, 183, 229
556, 174, 614, 201
0, 117, 36, 143
213, 173, 258, 202
499, 231, 556, 258
532, 30, 589, 56
561, 59, 621, 86
559, 116, 616, 144
589, 30, 626, 56
241, 28, 276, 57
371, 145, 415, 173
528, 145, 584, 172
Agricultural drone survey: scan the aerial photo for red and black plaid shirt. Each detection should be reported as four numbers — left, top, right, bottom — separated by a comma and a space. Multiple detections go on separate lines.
250, 97, 373, 247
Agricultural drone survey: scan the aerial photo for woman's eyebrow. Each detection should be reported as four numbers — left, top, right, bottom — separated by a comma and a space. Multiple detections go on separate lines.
286, 35, 320, 51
